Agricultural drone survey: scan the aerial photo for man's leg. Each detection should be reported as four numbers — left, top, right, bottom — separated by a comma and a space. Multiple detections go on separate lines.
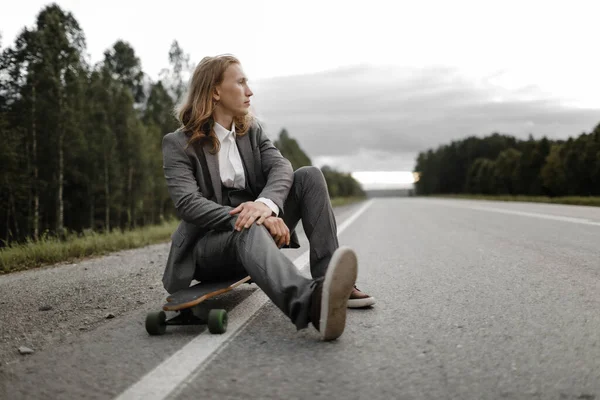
195, 221, 359, 340
195, 226, 314, 330
281, 166, 339, 279
232, 223, 359, 340
282, 166, 376, 308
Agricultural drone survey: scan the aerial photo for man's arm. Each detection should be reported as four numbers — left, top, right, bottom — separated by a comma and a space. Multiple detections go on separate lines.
255, 197, 279, 217
254, 122, 294, 216
162, 133, 235, 231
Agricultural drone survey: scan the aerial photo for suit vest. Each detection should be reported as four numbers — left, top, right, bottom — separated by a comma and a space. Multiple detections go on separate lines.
221, 152, 256, 207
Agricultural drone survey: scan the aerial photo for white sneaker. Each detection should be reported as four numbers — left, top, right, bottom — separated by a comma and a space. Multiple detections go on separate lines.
310, 246, 358, 341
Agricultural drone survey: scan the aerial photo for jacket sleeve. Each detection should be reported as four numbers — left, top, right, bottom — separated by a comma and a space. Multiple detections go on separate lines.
255, 122, 294, 216
162, 132, 235, 231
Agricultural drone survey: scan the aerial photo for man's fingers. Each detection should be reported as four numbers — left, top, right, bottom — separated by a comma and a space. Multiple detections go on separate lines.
233, 202, 255, 228
270, 224, 281, 245
238, 215, 250, 230
234, 208, 245, 228
235, 216, 245, 231
256, 212, 268, 225
244, 215, 257, 229
276, 220, 289, 246
233, 204, 276, 231
235, 217, 248, 231
283, 227, 289, 247
229, 204, 243, 215
276, 223, 285, 247
257, 210, 271, 225
244, 211, 263, 228
271, 223, 280, 245
235, 208, 252, 230
280, 230, 287, 247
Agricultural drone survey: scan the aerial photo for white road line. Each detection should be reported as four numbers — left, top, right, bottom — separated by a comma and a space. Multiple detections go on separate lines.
432, 200, 600, 227
114, 199, 374, 400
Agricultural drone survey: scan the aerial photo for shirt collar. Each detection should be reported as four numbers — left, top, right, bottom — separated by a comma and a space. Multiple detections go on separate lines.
214, 121, 236, 142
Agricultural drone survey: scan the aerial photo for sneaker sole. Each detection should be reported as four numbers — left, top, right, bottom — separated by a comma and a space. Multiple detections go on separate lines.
320, 246, 358, 341
347, 296, 376, 308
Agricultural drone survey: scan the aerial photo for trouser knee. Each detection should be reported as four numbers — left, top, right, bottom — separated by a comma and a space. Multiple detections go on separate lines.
235, 223, 274, 254
294, 166, 327, 191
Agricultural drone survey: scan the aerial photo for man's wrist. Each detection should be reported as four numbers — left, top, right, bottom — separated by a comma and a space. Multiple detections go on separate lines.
255, 198, 279, 217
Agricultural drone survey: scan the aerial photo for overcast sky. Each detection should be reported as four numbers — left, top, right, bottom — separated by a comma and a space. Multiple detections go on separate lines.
2, 0, 599, 179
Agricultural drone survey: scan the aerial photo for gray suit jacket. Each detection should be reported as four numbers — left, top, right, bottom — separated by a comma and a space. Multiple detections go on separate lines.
161, 120, 300, 294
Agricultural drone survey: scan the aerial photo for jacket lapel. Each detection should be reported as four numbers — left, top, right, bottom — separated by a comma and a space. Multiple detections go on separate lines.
202, 145, 223, 204
236, 133, 256, 191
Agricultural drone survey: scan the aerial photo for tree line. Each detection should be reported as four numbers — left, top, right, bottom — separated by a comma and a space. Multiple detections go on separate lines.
273, 129, 365, 199
0, 4, 363, 246
414, 122, 600, 197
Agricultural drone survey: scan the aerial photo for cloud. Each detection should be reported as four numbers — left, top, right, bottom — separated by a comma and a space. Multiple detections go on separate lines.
249, 65, 599, 173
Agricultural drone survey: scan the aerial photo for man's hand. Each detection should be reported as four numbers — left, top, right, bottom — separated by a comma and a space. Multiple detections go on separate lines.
262, 216, 290, 248
229, 201, 273, 231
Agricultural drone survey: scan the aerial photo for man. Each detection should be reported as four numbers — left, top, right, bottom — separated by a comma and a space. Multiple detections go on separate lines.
161, 54, 375, 341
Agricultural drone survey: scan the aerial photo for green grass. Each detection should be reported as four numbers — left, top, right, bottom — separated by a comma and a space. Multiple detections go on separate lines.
431, 194, 600, 207
330, 196, 367, 207
0, 220, 180, 274
0, 196, 367, 274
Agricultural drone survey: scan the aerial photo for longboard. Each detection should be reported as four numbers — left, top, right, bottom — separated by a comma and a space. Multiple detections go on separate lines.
163, 275, 252, 311
145, 275, 252, 336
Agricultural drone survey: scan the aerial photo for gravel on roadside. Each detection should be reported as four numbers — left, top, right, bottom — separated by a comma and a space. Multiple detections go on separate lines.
0, 242, 170, 366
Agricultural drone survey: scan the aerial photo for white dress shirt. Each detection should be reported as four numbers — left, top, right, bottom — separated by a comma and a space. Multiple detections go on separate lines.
213, 122, 279, 216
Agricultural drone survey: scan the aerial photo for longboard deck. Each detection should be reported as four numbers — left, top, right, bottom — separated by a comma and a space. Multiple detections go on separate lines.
163, 275, 252, 312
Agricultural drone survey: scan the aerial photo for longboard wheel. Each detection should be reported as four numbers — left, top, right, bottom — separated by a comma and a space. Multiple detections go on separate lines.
145, 311, 167, 335
207, 309, 227, 334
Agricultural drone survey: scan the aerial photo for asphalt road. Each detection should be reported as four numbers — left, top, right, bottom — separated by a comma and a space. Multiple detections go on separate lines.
1, 198, 599, 400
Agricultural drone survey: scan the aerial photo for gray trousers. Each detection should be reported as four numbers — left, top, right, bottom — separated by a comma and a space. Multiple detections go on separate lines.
193, 166, 339, 330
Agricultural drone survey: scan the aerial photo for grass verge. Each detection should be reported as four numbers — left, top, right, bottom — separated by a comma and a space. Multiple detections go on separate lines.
330, 196, 367, 207
432, 194, 600, 207
0, 197, 367, 274
1, 220, 180, 274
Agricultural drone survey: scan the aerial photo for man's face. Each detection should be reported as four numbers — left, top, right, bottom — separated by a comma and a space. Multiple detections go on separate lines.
214, 63, 253, 118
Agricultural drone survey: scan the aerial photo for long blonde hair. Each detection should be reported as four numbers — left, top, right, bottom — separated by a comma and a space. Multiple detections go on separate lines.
174, 54, 253, 153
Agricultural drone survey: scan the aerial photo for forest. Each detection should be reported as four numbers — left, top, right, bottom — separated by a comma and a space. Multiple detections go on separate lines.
0, 4, 364, 246
414, 123, 600, 198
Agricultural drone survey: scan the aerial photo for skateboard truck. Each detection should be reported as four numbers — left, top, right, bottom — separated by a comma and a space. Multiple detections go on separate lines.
145, 276, 250, 336
145, 308, 228, 336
